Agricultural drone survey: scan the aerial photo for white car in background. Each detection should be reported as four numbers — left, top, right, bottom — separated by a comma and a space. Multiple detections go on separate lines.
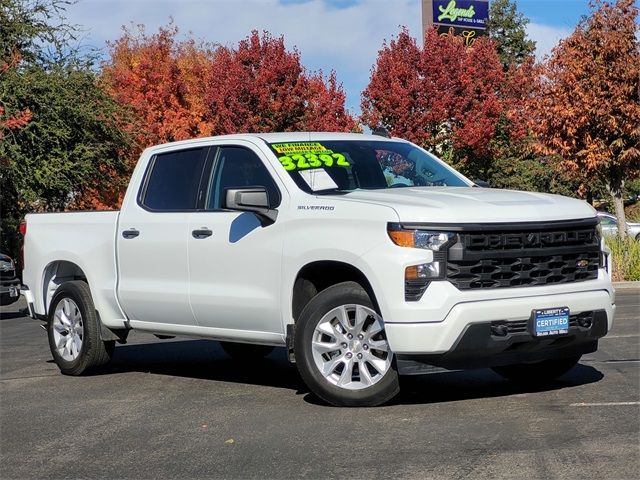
597, 211, 640, 240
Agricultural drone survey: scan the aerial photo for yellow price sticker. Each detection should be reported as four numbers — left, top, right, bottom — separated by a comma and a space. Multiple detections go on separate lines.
279, 153, 350, 171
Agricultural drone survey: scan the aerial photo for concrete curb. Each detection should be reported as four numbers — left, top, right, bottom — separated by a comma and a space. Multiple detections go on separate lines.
613, 281, 640, 291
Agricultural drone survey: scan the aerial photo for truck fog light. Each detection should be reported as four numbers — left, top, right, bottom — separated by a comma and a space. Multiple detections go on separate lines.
405, 261, 444, 280
404, 261, 445, 302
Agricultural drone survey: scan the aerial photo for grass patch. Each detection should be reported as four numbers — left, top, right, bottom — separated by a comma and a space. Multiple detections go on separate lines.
606, 236, 640, 281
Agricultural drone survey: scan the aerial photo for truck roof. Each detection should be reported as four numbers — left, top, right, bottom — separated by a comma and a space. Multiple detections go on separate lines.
143, 132, 402, 154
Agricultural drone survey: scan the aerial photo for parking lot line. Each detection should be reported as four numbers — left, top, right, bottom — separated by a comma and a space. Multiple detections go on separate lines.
569, 402, 640, 407
601, 334, 640, 339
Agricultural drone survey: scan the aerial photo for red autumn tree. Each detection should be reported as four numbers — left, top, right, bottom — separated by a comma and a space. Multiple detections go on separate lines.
361, 28, 521, 179
528, 0, 640, 237
204, 31, 356, 134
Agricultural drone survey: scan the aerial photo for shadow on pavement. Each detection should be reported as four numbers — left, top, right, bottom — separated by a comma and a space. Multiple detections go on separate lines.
0, 309, 27, 321
389, 363, 604, 406
102, 339, 305, 392
100, 339, 604, 407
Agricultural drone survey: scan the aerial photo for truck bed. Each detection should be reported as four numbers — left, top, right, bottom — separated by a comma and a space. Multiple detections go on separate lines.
22, 211, 126, 327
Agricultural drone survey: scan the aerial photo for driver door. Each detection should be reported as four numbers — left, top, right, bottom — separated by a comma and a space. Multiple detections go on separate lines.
188, 143, 286, 339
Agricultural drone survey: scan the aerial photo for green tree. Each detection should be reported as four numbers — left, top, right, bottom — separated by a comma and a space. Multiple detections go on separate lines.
487, 0, 536, 69
0, 0, 130, 261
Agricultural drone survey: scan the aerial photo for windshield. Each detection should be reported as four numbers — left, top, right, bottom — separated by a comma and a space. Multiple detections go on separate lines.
267, 140, 469, 193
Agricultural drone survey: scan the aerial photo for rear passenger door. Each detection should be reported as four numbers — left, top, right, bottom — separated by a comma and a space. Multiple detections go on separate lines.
117, 147, 210, 326
187, 143, 286, 339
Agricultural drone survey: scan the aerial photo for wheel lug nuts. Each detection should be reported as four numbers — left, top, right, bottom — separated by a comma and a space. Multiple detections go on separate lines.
346, 352, 353, 359
357, 334, 364, 340
357, 353, 363, 359
347, 333, 353, 339
363, 344, 369, 350
341, 342, 348, 348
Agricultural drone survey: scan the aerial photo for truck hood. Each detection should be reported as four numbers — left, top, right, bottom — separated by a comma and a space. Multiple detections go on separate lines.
338, 187, 596, 224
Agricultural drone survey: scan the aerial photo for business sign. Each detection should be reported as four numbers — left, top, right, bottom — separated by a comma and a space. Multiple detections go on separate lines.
432, 0, 488, 29
422, 0, 489, 46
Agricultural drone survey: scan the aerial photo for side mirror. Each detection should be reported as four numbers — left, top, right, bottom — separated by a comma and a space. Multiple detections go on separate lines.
225, 187, 278, 225
473, 179, 490, 188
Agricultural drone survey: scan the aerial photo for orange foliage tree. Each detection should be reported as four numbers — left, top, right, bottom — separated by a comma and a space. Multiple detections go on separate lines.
101, 24, 214, 151
528, 0, 640, 237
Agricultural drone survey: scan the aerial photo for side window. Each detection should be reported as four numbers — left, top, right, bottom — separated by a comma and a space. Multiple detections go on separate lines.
206, 147, 281, 210
140, 148, 207, 211
600, 216, 617, 226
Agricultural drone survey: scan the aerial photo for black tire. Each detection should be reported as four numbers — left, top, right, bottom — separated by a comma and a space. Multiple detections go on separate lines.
219, 341, 274, 360
0, 292, 20, 306
47, 281, 115, 375
294, 281, 399, 407
491, 355, 581, 383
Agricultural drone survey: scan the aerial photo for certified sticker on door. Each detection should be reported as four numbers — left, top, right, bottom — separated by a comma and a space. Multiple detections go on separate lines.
533, 307, 570, 336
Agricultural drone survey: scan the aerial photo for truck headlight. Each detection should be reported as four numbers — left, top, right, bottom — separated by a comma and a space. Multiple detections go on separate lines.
388, 224, 456, 301
387, 223, 456, 251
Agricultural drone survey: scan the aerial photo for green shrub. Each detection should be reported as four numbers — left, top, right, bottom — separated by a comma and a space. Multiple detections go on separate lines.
606, 236, 640, 281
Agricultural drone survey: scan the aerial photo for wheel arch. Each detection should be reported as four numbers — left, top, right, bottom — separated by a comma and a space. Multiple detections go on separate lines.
42, 260, 89, 315
291, 260, 381, 323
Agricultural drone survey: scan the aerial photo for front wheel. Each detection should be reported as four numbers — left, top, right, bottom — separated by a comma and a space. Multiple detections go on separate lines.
294, 281, 399, 407
491, 355, 581, 383
47, 281, 115, 375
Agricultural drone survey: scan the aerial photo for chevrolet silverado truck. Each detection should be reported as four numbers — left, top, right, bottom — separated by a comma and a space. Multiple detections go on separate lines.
21, 132, 615, 406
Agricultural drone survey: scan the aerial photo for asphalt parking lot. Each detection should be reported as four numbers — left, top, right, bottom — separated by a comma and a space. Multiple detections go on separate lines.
1, 290, 638, 480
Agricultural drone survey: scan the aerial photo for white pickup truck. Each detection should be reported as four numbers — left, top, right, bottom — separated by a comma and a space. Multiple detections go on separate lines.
22, 132, 615, 406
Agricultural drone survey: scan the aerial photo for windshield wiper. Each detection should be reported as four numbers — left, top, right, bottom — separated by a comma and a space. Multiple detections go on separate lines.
313, 188, 352, 195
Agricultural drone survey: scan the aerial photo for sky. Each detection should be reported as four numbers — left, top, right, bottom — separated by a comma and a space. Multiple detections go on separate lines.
65, 0, 594, 113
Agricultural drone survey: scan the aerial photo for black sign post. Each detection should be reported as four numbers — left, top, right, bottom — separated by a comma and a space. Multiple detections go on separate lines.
422, 0, 490, 46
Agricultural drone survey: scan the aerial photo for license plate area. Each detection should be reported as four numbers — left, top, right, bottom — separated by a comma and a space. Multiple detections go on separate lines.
532, 307, 569, 337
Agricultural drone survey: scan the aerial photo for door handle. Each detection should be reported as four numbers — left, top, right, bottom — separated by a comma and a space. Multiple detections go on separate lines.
122, 229, 139, 239
192, 228, 213, 239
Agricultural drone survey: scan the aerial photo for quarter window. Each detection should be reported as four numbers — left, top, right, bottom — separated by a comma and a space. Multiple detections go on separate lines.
141, 148, 207, 211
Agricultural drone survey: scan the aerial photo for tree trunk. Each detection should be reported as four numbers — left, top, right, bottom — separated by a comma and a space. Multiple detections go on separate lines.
612, 193, 628, 239
607, 175, 628, 239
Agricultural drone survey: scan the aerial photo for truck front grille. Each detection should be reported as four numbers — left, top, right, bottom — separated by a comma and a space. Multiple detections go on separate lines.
446, 219, 601, 290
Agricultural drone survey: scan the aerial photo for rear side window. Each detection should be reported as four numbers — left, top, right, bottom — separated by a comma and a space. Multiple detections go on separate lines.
141, 148, 207, 211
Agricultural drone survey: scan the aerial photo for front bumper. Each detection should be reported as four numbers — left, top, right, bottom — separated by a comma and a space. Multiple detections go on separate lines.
0, 277, 21, 295
385, 289, 614, 354
397, 310, 607, 369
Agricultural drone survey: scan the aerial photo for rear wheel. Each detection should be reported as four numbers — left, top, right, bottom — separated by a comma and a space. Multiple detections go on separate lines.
47, 281, 115, 375
219, 341, 274, 360
491, 355, 581, 383
294, 281, 399, 407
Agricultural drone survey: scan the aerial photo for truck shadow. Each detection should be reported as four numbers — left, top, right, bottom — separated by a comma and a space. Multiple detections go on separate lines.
390, 363, 604, 406
101, 339, 604, 406
103, 339, 304, 391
